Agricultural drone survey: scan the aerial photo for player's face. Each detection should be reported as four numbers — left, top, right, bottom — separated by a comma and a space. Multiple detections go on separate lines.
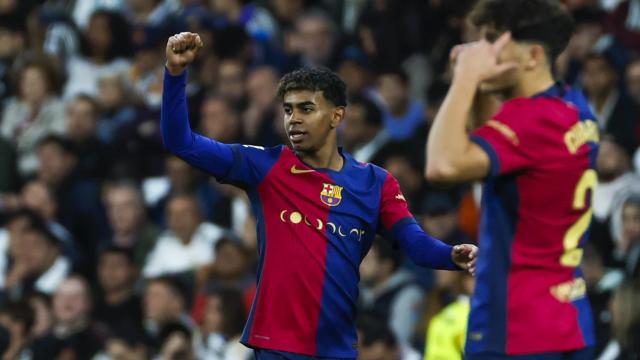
283, 90, 343, 154
477, 28, 523, 93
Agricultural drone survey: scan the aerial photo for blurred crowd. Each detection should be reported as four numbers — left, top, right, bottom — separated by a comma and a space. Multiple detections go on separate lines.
0, 0, 638, 359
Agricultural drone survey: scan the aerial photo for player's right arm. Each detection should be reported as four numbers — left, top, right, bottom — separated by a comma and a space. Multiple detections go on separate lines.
162, 33, 280, 187
162, 32, 235, 178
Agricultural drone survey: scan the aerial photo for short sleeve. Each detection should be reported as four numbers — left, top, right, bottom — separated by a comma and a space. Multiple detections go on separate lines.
470, 99, 538, 177
222, 144, 284, 188
378, 173, 415, 232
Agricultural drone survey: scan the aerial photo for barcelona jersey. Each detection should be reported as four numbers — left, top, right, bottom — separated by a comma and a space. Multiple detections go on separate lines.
160, 69, 458, 358
468, 84, 598, 355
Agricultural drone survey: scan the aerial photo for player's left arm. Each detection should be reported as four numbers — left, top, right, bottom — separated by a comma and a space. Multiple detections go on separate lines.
426, 33, 516, 184
379, 174, 477, 273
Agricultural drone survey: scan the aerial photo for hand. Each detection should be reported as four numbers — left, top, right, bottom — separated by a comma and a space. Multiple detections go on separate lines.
451, 244, 478, 276
453, 32, 518, 84
165, 32, 204, 76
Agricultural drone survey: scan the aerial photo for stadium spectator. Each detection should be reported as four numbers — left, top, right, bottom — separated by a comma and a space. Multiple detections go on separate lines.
65, 93, 111, 180
1, 53, 66, 177
340, 93, 388, 164
209, 0, 279, 43
143, 194, 226, 278
94, 246, 144, 341
417, 190, 473, 247
375, 69, 426, 141
95, 75, 137, 146
597, 281, 640, 359
243, 66, 281, 146
359, 237, 425, 347
142, 276, 193, 352
290, 9, 340, 68
357, 315, 421, 360
610, 194, 640, 277
199, 95, 243, 143
4, 221, 70, 298
33, 275, 105, 359
103, 181, 159, 268
215, 59, 247, 108
63, 10, 132, 100
194, 287, 250, 360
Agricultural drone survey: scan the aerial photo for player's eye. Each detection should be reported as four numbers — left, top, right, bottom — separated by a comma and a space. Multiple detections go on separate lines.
284, 107, 292, 115
303, 107, 314, 113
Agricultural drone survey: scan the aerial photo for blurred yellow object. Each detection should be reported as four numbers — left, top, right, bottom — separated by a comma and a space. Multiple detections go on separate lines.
424, 296, 470, 360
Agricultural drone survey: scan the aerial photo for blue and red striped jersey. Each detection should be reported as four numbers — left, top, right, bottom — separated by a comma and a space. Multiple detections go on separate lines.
160, 69, 458, 358
468, 84, 598, 355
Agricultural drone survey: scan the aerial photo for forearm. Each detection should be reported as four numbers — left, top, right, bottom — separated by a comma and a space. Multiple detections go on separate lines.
393, 221, 458, 270
426, 76, 478, 175
469, 91, 501, 131
161, 68, 234, 177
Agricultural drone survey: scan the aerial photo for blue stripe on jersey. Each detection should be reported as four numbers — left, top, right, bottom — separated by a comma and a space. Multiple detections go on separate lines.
241, 189, 268, 344
470, 135, 500, 177
572, 267, 595, 347
467, 176, 519, 354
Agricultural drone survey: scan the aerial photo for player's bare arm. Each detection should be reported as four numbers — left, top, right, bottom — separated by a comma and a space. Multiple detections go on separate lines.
426, 33, 516, 183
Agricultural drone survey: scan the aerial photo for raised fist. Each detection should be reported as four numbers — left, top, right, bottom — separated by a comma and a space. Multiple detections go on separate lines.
165, 32, 203, 76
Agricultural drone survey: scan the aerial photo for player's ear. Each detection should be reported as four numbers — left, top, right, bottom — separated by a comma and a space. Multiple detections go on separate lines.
525, 44, 547, 70
330, 107, 345, 129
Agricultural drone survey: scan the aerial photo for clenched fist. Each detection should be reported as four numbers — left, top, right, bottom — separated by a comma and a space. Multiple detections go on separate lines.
165, 32, 203, 76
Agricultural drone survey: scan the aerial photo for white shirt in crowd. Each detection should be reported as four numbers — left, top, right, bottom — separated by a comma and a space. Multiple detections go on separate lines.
143, 222, 225, 278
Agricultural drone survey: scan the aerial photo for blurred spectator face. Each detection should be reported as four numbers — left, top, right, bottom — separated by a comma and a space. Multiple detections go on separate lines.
21, 180, 57, 221
596, 138, 629, 181
626, 60, 640, 104
377, 74, 408, 114
270, 0, 304, 22
128, 0, 159, 12
99, 252, 135, 295
582, 57, 616, 99
338, 61, 369, 95
341, 103, 376, 150
200, 98, 240, 142
167, 196, 202, 243
166, 156, 198, 192
246, 67, 278, 110
105, 186, 144, 235
622, 201, 640, 244
66, 96, 98, 141
143, 281, 183, 323
86, 13, 113, 55
37, 142, 76, 187
420, 211, 458, 240
202, 294, 224, 333
217, 60, 245, 103
19, 229, 58, 275
214, 241, 248, 278
582, 245, 604, 288
53, 277, 91, 326
20, 66, 49, 105
383, 156, 422, 196
0, 27, 24, 59
98, 76, 126, 111
295, 15, 335, 65
210, 0, 236, 13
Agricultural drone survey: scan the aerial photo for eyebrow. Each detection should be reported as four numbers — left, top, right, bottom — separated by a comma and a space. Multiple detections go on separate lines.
283, 101, 317, 108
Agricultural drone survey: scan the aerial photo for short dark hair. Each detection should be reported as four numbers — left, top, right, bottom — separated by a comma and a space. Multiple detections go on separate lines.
37, 134, 77, 157
99, 245, 135, 265
0, 300, 34, 335
277, 67, 347, 107
469, 0, 574, 61
348, 94, 382, 127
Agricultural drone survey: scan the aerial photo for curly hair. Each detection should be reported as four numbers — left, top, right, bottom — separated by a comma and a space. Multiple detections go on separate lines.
277, 67, 347, 107
469, 0, 574, 61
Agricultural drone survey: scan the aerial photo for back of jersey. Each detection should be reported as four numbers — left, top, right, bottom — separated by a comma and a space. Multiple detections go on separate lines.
467, 84, 598, 355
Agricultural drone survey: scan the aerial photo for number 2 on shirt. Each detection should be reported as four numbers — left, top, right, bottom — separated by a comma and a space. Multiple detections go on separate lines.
561, 169, 597, 267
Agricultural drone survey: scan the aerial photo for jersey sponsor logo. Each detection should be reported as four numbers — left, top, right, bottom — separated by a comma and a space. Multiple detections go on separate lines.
487, 120, 519, 145
278, 209, 365, 241
320, 183, 343, 206
550, 277, 586, 302
290, 165, 315, 174
564, 120, 599, 154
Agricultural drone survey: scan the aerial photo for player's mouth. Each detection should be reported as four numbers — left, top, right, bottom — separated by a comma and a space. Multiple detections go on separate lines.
288, 129, 308, 144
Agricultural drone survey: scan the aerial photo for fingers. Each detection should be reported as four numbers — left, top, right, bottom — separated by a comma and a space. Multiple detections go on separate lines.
491, 32, 512, 54
167, 32, 203, 54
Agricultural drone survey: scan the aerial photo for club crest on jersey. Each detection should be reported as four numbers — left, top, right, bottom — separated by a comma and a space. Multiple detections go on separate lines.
320, 183, 343, 206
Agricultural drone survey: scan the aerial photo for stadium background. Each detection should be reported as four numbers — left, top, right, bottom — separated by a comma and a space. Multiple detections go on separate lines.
0, 0, 638, 359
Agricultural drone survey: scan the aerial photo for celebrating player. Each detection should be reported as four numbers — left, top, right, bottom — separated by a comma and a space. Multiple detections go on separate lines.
426, 1, 597, 359
161, 32, 477, 360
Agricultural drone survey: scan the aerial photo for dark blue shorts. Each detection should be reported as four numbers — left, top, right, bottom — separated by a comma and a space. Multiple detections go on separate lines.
465, 347, 594, 360
254, 349, 355, 360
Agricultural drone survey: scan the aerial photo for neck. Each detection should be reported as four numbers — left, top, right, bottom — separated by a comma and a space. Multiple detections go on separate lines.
508, 69, 555, 99
105, 287, 132, 305
298, 144, 343, 170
